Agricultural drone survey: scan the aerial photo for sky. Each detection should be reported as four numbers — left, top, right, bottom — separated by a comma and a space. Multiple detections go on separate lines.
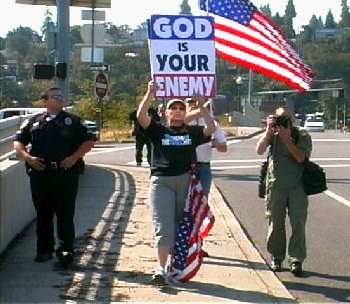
0, 0, 342, 38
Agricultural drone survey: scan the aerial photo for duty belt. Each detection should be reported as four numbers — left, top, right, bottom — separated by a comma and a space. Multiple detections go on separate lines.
46, 161, 63, 171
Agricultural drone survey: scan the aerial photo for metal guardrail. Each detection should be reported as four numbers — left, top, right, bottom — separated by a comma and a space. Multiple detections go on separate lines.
0, 107, 73, 162
0, 115, 34, 162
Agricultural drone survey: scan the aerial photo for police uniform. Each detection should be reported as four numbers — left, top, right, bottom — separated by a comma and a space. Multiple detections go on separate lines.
129, 107, 160, 165
14, 110, 95, 259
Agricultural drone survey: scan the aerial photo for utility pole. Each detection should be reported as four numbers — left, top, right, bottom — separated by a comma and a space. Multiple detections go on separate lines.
91, 0, 96, 64
56, 0, 70, 102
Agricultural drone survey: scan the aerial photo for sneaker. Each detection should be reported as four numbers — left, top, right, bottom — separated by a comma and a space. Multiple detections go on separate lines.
34, 252, 53, 262
270, 258, 282, 272
290, 261, 303, 276
150, 269, 168, 286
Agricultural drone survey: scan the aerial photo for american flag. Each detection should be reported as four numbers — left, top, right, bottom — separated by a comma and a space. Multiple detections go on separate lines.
168, 163, 215, 282
199, 0, 313, 92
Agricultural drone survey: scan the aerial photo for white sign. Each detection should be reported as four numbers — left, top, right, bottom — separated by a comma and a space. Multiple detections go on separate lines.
82, 10, 106, 21
148, 15, 216, 99
81, 47, 104, 63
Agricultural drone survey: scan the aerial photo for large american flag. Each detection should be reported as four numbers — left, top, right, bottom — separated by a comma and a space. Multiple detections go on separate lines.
199, 0, 313, 92
168, 163, 215, 282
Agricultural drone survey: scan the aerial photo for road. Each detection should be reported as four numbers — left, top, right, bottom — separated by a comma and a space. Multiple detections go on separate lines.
84, 131, 350, 303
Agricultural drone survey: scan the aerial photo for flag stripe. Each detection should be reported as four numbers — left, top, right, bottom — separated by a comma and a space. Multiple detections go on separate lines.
169, 163, 215, 282
199, 0, 313, 91
216, 47, 310, 91
215, 17, 304, 75
213, 18, 312, 89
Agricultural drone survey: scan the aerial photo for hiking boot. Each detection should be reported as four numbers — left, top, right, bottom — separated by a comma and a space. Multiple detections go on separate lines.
150, 270, 168, 286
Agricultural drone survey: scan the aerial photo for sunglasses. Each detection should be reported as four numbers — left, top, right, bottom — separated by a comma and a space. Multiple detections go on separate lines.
49, 94, 64, 99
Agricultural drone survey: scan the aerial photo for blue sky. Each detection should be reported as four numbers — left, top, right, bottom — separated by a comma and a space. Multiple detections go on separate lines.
0, 0, 341, 38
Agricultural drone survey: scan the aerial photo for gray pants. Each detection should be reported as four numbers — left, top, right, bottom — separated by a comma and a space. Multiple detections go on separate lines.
266, 185, 309, 263
148, 173, 190, 247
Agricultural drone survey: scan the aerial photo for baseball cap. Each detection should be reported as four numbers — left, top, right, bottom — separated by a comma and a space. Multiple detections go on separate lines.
166, 99, 186, 109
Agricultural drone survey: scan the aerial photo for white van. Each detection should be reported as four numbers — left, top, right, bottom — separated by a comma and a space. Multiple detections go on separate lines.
0, 107, 45, 119
304, 117, 325, 132
0, 106, 74, 120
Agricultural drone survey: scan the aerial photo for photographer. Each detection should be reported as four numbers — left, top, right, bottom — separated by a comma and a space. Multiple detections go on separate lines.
256, 106, 312, 276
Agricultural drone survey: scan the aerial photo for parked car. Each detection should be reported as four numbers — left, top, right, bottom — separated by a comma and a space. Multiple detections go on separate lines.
84, 120, 99, 140
304, 117, 325, 132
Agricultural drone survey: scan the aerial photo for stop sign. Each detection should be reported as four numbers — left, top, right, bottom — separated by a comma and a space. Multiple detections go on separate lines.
94, 72, 108, 99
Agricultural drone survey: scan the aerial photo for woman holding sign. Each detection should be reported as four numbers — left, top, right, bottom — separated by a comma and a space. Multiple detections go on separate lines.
137, 80, 216, 285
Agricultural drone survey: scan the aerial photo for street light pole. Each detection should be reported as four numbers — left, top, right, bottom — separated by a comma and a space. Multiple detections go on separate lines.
56, 0, 70, 102
236, 76, 243, 113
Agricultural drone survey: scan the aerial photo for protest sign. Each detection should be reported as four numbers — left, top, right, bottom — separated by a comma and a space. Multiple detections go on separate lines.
148, 15, 216, 98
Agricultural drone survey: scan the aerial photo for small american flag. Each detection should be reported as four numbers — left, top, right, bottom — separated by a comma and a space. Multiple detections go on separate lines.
199, 0, 313, 92
168, 163, 215, 282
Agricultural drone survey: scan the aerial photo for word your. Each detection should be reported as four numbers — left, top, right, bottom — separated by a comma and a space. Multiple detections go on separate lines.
156, 54, 209, 72
152, 17, 213, 40
154, 75, 215, 98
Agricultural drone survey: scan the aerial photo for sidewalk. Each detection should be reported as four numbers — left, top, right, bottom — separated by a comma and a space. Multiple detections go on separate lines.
0, 164, 295, 303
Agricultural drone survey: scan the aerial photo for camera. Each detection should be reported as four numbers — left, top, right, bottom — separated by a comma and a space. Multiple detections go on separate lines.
269, 115, 291, 128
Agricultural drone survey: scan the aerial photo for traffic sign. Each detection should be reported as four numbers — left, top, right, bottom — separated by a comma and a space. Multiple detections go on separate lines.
90, 64, 110, 71
94, 72, 108, 99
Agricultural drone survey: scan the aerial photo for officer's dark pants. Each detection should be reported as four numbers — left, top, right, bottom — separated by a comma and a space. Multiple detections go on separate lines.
29, 169, 79, 254
135, 132, 151, 165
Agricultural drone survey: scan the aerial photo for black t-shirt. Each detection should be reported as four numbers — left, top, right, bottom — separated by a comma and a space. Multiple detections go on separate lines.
141, 119, 211, 176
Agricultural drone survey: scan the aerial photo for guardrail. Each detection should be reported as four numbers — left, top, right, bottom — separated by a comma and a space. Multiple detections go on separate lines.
0, 115, 34, 161
0, 107, 73, 162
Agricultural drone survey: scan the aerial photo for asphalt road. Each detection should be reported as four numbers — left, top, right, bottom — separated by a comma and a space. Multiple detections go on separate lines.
85, 130, 350, 303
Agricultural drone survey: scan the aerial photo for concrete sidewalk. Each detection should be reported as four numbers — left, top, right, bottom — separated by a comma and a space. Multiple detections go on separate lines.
0, 164, 295, 303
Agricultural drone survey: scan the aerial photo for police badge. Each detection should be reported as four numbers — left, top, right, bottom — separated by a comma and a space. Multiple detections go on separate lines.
64, 117, 72, 126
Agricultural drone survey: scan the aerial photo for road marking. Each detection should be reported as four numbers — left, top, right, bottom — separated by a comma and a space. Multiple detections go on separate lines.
324, 190, 350, 208
312, 139, 350, 142
87, 146, 134, 155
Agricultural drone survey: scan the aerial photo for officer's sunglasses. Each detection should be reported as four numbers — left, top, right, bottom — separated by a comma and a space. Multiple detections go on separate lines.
49, 94, 64, 99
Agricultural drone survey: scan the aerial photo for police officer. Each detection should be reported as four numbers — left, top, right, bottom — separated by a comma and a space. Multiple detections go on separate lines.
129, 106, 160, 166
13, 87, 95, 266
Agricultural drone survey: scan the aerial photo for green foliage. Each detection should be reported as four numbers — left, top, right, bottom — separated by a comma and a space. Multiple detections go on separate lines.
325, 9, 337, 28
6, 26, 34, 58
180, 0, 192, 15
41, 8, 55, 41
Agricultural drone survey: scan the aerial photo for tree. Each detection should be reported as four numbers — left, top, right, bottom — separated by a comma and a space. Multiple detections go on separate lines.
179, 0, 192, 15
272, 13, 284, 29
308, 15, 324, 41
6, 26, 34, 58
70, 25, 83, 46
260, 4, 272, 18
325, 9, 338, 28
283, 0, 296, 38
339, 0, 350, 28
41, 7, 56, 41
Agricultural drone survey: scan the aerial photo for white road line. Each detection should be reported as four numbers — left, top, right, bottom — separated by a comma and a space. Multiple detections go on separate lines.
324, 190, 350, 208
313, 139, 350, 142
210, 158, 350, 164
87, 146, 134, 155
